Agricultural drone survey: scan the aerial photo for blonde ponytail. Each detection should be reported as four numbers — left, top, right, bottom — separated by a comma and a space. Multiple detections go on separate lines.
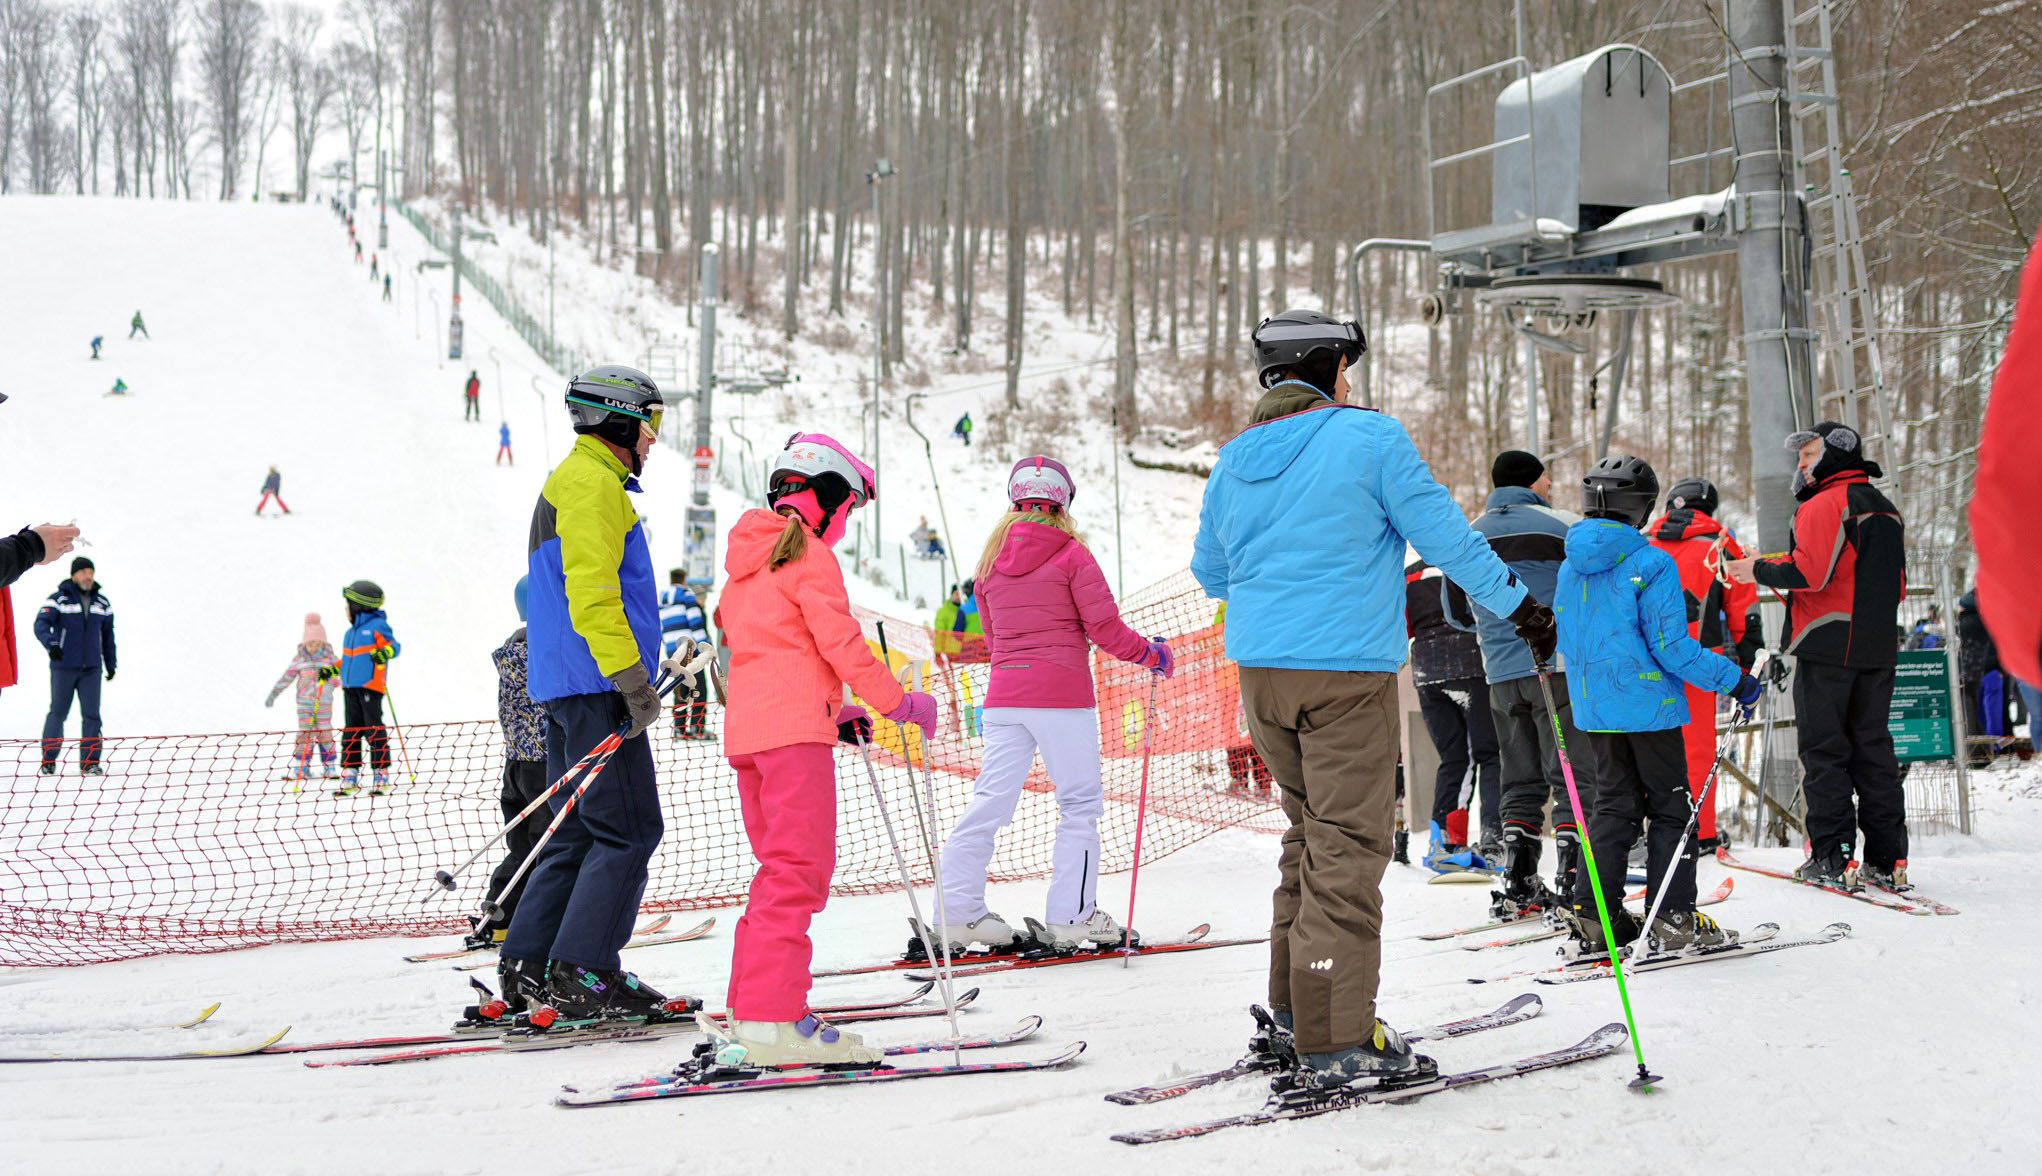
768, 510, 809, 570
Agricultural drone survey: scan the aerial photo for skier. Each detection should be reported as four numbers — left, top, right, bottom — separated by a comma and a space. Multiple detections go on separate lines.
658, 569, 712, 739
34, 556, 116, 775
369, 254, 379, 282
128, 311, 147, 339
354, 240, 363, 263
496, 421, 513, 466
255, 466, 291, 516
336, 580, 400, 795
108, 378, 128, 397
1190, 309, 1550, 1090
1644, 477, 1761, 847
1726, 423, 1908, 888
90, 336, 101, 359
475, 576, 548, 949
1445, 450, 1595, 916
1404, 559, 1502, 870
382, 273, 392, 302
497, 365, 683, 1024
926, 455, 1170, 954
1553, 456, 1760, 952
265, 613, 339, 785
951, 412, 972, 447
709, 431, 936, 1065
464, 370, 482, 422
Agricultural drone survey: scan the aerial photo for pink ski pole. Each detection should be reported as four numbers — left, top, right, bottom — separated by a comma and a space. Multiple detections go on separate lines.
1122, 671, 1160, 966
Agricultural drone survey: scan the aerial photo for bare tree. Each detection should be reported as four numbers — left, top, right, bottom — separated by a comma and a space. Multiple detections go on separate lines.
245, 33, 281, 196
275, 4, 328, 199
68, 4, 106, 194
195, 0, 263, 198
17, 0, 63, 193
330, 39, 373, 193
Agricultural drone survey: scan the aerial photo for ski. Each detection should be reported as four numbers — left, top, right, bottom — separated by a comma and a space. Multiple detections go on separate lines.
813, 923, 1213, 979
1469, 923, 1783, 985
450, 917, 717, 971
1460, 878, 1736, 951
555, 1041, 1087, 1108
905, 931, 1264, 982
0, 1026, 292, 1064
166, 1003, 222, 1029
407, 914, 682, 963
1108, 1024, 1627, 1144
1716, 848, 1959, 915
1102, 993, 1542, 1106
301, 989, 979, 1067
1532, 922, 1850, 985
1862, 879, 1960, 916
591, 1016, 1046, 1093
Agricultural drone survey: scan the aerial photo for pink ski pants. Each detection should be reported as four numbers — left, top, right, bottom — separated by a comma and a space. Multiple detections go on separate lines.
726, 741, 837, 1021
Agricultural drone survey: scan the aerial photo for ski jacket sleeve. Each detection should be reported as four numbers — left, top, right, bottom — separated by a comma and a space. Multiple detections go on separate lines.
0, 527, 45, 589
33, 594, 58, 653
554, 469, 638, 677
1640, 553, 1739, 694
100, 596, 115, 674
1439, 576, 1477, 632
1753, 486, 1846, 592
269, 656, 302, 703
1190, 477, 1232, 601
1376, 421, 1527, 620
1066, 544, 1151, 665
792, 548, 907, 715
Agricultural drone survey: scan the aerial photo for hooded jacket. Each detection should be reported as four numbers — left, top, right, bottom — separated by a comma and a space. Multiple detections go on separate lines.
1448, 486, 1579, 684
1752, 466, 1904, 668
976, 521, 1151, 709
1191, 388, 1527, 672
1646, 508, 1761, 669
715, 508, 907, 756
339, 607, 399, 690
1554, 518, 1741, 733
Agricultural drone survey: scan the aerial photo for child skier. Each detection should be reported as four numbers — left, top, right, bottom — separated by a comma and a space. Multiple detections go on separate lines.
710, 431, 936, 1066
496, 421, 513, 465
336, 579, 400, 795
265, 613, 339, 785
1553, 456, 1761, 953
256, 466, 290, 515
476, 576, 547, 948
90, 336, 102, 359
927, 456, 1170, 954
128, 311, 147, 339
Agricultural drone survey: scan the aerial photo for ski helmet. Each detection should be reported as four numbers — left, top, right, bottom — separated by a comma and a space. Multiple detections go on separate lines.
1251, 309, 1365, 390
1581, 455, 1660, 529
342, 579, 385, 610
1664, 477, 1719, 518
768, 432, 876, 541
1007, 456, 1076, 510
565, 364, 664, 455
513, 575, 529, 623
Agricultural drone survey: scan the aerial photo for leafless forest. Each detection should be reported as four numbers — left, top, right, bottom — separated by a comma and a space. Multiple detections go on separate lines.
2, 0, 2033, 541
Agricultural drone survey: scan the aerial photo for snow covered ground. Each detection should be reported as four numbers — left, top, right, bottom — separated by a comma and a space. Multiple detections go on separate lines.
1, 197, 2035, 1173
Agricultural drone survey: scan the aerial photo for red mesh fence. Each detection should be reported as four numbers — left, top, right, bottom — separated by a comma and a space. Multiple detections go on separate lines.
0, 572, 1286, 967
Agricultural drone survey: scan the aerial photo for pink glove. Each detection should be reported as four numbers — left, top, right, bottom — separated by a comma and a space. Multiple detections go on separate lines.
883, 691, 938, 740
1141, 637, 1175, 679
833, 705, 872, 746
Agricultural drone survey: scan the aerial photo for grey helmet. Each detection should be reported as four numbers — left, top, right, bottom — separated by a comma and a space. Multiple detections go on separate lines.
342, 579, 385, 610
1251, 309, 1365, 390
565, 365, 664, 459
1582, 455, 1661, 529
1665, 477, 1719, 518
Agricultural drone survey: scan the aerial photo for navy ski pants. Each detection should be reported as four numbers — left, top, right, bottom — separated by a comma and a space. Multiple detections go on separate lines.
41, 666, 103, 769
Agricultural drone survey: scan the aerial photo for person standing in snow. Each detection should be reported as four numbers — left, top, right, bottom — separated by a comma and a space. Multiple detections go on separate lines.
473, 576, 549, 949
369, 254, 379, 282
128, 311, 147, 339
256, 466, 291, 516
951, 412, 972, 447
35, 556, 117, 775
1404, 558, 1502, 870
336, 580, 400, 795
658, 569, 712, 739
1190, 308, 1549, 1092
90, 336, 102, 359
710, 431, 936, 1066
382, 274, 393, 302
926, 456, 1171, 955
496, 421, 514, 466
266, 613, 339, 785
464, 370, 482, 422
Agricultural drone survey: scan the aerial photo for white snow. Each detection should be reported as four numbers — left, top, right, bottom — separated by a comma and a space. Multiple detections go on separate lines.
0, 197, 2034, 1173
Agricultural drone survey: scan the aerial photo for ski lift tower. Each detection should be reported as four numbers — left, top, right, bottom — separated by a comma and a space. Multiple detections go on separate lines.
1404, 0, 1880, 555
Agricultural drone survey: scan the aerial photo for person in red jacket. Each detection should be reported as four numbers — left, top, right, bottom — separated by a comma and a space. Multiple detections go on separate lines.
1645, 477, 1761, 846
926, 456, 1171, 957
464, 370, 482, 421
709, 431, 936, 1068
1975, 228, 2042, 707
1727, 423, 1906, 889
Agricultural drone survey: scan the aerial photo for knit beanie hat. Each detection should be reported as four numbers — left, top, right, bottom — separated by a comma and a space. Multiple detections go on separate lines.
71, 556, 94, 575
302, 612, 328, 647
1491, 450, 1546, 489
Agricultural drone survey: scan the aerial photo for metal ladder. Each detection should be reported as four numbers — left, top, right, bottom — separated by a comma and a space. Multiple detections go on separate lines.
1780, 0, 1895, 455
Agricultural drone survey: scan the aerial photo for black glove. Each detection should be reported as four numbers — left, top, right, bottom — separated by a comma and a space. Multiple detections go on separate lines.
47, 646, 60, 661
105, 667, 115, 682
1731, 673, 1760, 709
317, 665, 339, 680
834, 705, 873, 746
608, 662, 661, 738
1507, 595, 1558, 667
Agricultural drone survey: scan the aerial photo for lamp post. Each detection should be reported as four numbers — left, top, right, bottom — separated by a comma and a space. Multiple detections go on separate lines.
864, 157, 895, 564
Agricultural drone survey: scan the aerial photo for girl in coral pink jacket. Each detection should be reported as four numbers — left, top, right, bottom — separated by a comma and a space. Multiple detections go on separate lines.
931, 456, 1171, 955
711, 432, 935, 1067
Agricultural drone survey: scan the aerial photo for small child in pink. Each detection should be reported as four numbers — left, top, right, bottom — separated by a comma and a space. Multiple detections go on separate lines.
266, 613, 339, 783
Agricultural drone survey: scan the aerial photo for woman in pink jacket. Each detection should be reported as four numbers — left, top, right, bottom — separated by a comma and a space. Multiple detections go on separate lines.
711, 432, 936, 1067
930, 456, 1171, 954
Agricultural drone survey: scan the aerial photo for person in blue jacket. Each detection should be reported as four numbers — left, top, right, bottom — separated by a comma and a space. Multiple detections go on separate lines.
35, 556, 116, 774
336, 579, 401, 795
1191, 308, 1555, 1093
1553, 456, 1760, 954
659, 568, 712, 739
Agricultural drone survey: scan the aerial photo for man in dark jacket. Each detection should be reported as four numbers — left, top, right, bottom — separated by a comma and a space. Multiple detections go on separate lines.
1404, 560, 1500, 866
1728, 421, 1907, 889
34, 556, 117, 774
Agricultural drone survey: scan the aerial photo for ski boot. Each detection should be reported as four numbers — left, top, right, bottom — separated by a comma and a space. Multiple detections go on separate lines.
914, 912, 1020, 957
528, 960, 698, 1029
459, 956, 546, 1029
1030, 909, 1130, 952
81, 764, 103, 776
333, 772, 360, 797
320, 749, 339, 779
370, 772, 391, 796
1646, 910, 1738, 953
1292, 1020, 1438, 1094
1553, 828, 1583, 899
703, 1012, 883, 1069
1795, 845, 1861, 891
1487, 827, 1555, 920
37, 762, 55, 776
1477, 828, 1504, 865
1860, 859, 1909, 891
1563, 903, 1640, 958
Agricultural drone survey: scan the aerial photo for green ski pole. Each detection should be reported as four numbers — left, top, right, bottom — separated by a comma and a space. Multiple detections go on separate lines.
1533, 662, 1661, 1090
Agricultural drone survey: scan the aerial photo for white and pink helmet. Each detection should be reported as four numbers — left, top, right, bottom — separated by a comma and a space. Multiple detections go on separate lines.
1007, 455, 1076, 511
769, 432, 878, 508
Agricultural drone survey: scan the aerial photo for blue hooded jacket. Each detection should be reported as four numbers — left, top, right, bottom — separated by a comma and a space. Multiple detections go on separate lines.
1192, 399, 1526, 671
1554, 518, 1741, 732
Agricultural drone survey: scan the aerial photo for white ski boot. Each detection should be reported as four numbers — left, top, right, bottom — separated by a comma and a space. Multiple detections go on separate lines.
914, 912, 1019, 954
704, 1012, 883, 1068
1031, 908, 1127, 951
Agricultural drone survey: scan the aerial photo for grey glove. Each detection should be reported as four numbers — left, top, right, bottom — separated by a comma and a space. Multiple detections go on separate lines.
608, 662, 661, 738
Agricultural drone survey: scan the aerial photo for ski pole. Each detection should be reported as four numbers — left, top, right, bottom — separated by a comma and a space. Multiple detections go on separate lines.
1532, 662, 1660, 1090
382, 685, 418, 785
849, 721, 964, 1055
1123, 670, 1160, 967
419, 735, 613, 904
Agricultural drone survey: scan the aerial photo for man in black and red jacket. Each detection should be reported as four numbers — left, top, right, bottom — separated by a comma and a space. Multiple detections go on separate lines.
1728, 422, 1906, 891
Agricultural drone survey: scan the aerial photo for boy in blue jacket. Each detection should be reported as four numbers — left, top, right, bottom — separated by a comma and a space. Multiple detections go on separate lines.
337, 579, 401, 795
1553, 456, 1759, 954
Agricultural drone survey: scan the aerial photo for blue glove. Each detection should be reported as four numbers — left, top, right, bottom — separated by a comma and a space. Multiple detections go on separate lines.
1732, 673, 1761, 710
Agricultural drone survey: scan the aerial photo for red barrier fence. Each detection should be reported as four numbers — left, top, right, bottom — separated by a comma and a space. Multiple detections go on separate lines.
0, 572, 1285, 967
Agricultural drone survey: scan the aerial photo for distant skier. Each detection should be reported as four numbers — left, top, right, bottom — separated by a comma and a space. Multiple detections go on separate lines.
266, 613, 339, 786
382, 274, 392, 302
128, 311, 147, 339
35, 556, 116, 776
369, 254, 379, 282
496, 421, 513, 466
90, 336, 102, 359
336, 579, 400, 796
353, 240, 363, 263
108, 378, 128, 397
255, 466, 291, 516
952, 412, 973, 447
464, 370, 481, 422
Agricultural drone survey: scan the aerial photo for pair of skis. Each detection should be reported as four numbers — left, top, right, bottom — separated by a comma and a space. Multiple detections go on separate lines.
403, 913, 711, 964
1466, 920, 1853, 985
899, 924, 1265, 982
1457, 877, 1736, 952
1714, 848, 1959, 915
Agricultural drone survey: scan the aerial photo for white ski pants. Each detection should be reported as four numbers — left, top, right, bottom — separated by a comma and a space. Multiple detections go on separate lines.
939, 707, 1104, 926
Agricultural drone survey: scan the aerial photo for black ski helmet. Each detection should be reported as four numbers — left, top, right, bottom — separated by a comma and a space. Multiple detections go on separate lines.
1581, 455, 1660, 529
565, 365, 664, 460
1251, 309, 1365, 390
342, 579, 385, 610
1665, 477, 1719, 518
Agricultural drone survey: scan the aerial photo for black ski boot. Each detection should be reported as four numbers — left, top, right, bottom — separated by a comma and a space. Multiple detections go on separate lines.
1293, 1021, 1438, 1094
1564, 903, 1641, 957
457, 956, 546, 1029
1795, 845, 1861, 891
532, 960, 700, 1027
1553, 828, 1584, 901
1488, 827, 1552, 920
1860, 858, 1909, 891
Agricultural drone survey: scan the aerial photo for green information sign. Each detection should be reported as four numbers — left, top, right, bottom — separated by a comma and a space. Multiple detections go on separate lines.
1889, 649, 1955, 762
